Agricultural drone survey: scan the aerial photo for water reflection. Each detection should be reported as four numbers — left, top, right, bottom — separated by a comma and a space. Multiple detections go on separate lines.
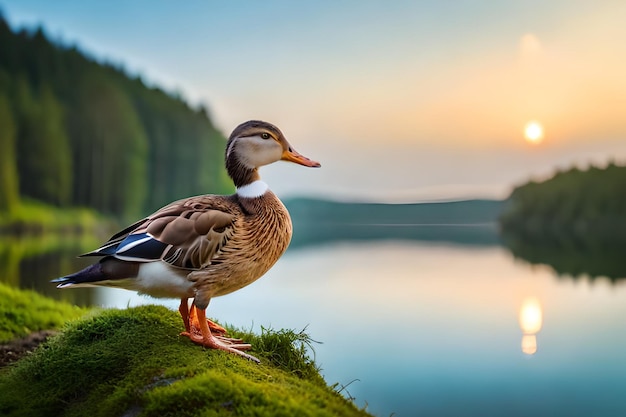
287, 200, 626, 283
5, 205, 625, 311
502, 234, 626, 282
519, 297, 543, 355
202, 243, 626, 417
0, 234, 100, 305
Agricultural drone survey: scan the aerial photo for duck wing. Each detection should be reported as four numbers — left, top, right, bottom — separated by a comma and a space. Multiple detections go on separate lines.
82, 196, 236, 270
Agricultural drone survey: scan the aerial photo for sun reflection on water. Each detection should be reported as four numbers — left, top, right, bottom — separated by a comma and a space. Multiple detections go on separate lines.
519, 297, 543, 355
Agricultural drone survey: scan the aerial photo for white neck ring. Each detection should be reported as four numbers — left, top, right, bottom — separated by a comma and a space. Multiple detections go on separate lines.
236, 180, 269, 198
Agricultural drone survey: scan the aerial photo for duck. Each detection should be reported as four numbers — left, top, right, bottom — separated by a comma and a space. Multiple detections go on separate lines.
53, 120, 320, 363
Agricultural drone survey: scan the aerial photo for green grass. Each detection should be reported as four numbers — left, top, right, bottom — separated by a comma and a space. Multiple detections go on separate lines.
0, 282, 88, 342
0, 293, 371, 416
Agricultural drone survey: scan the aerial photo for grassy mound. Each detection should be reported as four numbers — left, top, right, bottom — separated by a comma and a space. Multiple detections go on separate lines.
0, 303, 371, 417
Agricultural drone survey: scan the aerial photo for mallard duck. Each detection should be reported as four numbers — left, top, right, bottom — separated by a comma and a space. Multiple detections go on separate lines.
53, 120, 320, 363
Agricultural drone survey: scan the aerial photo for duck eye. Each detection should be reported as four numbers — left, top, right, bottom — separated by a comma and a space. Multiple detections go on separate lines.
261, 133, 270, 140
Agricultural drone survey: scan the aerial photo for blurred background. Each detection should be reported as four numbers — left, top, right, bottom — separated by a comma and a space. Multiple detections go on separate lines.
1, 1, 625, 416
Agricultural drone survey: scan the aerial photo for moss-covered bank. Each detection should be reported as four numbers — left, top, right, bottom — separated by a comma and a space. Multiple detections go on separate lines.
0, 285, 371, 417
0, 282, 87, 342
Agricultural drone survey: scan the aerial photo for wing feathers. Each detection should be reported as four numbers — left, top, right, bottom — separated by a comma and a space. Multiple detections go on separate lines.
114, 233, 168, 262
83, 198, 237, 270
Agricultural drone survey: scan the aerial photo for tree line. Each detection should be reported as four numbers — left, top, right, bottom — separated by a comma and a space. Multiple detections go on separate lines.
499, 162, 626, 243
0, 15, 231, 221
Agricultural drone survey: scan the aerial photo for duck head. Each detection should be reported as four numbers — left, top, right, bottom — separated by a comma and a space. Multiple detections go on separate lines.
226, 120, 321, 187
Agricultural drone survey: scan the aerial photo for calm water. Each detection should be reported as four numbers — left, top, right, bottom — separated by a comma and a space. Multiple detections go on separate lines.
3, 234, 626, 416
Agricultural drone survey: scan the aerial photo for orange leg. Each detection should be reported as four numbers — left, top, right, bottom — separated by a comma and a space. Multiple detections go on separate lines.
179, 298, 227, 335
180, 304, 259, 363
179, 298, 191, 333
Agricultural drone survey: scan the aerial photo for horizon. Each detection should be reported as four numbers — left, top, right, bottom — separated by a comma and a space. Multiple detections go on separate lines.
2, 1, 625, 201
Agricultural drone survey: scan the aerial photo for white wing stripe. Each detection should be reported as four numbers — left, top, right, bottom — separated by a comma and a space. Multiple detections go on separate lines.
117, 235, 153, 254
113, 254, 155, 263
92, 240, 121, 253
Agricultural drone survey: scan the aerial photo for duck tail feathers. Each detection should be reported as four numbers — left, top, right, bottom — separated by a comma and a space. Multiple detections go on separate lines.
51, 263, 105, 288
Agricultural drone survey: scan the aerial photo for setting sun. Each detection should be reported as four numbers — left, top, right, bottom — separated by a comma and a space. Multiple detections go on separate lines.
524, 121, 544, 144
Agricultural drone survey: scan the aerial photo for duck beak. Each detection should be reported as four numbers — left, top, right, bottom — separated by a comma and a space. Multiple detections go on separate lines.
281, 147, 321, 168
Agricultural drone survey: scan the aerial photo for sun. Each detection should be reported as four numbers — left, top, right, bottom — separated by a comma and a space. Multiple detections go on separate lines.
524, 121, 544, 144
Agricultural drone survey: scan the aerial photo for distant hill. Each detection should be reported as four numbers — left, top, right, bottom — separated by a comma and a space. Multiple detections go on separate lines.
499, 163, 626, 242
0, 15, 231, 219
284, 198, 505, 248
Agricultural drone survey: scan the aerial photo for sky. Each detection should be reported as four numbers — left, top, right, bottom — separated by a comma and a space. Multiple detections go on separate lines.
2, 0, 626, 201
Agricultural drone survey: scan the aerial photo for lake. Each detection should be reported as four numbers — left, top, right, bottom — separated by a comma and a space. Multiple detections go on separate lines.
2, 226, 626, 417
